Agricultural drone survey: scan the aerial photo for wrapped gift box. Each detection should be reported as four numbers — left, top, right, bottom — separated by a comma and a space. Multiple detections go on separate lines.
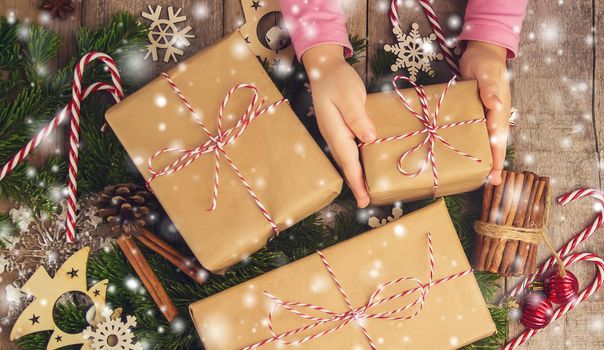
362, 80, 493, 205
190, 199, 495, 349
105, 31, 342, 273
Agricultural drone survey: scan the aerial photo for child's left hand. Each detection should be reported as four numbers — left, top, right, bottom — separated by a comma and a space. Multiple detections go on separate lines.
460, 41, 511, 186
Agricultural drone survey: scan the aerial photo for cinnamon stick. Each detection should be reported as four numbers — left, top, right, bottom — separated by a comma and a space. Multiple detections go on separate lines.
501, 172, 535, 275
524, 177, 549, 274
485, 171, 514, 270
116, 235, 178, 321
476, 171, 508, 270
135, 228, 208, 284
512, 174, 540, 275
472, 184, 494, 268
488, 172, 524, 272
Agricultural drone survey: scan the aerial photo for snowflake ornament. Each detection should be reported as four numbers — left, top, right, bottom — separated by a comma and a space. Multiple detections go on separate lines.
84, 308, 142, 350
384, 23, 443, 82
142, 5, 195, 63
368, 207, 403, 228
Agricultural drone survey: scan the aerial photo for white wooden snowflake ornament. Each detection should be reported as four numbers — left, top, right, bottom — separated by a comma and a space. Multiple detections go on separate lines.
142, 5, 195, 63
384, 23, 444, 82
83, 308, 142, 350
368, 207, 403, 228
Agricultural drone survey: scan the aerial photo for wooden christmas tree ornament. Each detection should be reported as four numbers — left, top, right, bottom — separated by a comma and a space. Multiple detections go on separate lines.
10, 247, 108, 350
472, 170, 551, 276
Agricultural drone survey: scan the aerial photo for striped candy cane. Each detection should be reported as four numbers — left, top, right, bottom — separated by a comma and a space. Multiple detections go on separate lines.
389, 0, 461, 77
0, 52, 123, 242
502, 188, 604, 349
503, 253, 604, 349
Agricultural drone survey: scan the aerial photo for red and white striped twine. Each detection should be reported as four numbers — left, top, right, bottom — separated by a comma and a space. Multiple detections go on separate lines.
0, 52, 123, 242
389, 0, 461, 77
241, 232, 473, 350
146, 73, 287, 234
361, 75, 485, 197
502, 188, 604, 349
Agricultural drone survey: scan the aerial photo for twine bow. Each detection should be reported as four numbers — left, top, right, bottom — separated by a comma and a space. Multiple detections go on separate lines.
362, 75, 486, 197
242, 232, 473, 350
146, 72, 288, 233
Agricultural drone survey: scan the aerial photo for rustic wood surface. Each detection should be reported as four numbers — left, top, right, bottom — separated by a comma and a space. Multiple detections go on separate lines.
0, 0, 602, 349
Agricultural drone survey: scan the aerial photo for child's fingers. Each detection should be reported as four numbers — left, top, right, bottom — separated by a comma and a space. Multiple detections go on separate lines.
485, 104, 509, 186
334, 93, 376, 144
315, 102, 370, 208
333, 139, 370, 208
476, 76, 502, 111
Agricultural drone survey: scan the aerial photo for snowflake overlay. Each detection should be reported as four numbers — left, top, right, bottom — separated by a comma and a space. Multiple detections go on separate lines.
142, 5, 195, 63
384, 23, 444, 82
84, 308, 142, 350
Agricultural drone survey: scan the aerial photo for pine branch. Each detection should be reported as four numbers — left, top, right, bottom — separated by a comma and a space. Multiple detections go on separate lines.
346, 34, 367, 66
0, 18, 22, 70
474, 270, 503, 302
462, 305, 509, 350
0, 158, 66, 212
22, 24, 61, 83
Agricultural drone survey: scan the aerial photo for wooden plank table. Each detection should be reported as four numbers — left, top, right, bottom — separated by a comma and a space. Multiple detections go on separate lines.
1, 1, 602, 349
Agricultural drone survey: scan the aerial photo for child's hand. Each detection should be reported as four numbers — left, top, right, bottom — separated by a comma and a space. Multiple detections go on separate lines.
460, 41, 511, 186
303, 44, 376, 208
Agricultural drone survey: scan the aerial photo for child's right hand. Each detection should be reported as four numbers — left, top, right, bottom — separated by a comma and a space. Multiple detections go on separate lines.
303, 44, 376, 208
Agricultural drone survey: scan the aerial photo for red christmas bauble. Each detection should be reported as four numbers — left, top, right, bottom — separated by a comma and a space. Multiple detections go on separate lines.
544, 270, 580, 304
521, 292, 553, 329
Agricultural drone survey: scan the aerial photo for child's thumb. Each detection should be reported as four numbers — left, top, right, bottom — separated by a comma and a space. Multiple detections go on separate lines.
478, 80, 503, 111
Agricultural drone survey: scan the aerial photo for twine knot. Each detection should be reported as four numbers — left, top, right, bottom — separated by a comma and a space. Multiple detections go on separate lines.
146, 72, 288, 233
360, 75, 486, 197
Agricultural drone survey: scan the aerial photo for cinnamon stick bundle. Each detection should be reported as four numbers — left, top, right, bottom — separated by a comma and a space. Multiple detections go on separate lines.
472, 171, 550, 276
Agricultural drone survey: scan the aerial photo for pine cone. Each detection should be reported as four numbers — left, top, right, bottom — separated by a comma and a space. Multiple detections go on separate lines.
95, 183, 158, 235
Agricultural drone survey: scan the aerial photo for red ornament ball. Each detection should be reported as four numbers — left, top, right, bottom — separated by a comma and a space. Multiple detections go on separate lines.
521, 292, 553, 329
544, 270, 580, 304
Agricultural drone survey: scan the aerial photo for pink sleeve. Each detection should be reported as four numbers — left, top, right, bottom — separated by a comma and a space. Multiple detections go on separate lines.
280, 0, 352, 61
458, 0, 529, 59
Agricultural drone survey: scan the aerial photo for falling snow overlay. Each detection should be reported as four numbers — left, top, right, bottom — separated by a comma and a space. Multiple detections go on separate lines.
384, 23, 443, 81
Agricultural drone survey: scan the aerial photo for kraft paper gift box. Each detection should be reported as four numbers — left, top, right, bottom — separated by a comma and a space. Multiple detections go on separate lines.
361, 79, 493, 205
189, 199, 496, 349
105, 31, 342, 273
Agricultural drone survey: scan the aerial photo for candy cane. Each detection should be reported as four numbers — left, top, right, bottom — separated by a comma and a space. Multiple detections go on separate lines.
0, 52, 123, 242
503, 253, 604, 349
502, 188, 604, 348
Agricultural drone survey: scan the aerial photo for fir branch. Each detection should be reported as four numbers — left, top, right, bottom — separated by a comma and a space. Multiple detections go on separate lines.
462, 305, 509, 350
78, 97, 141, 193
346, 34, 367, 66
0, 158, 65, 212
76, 12, 148, 92
0, 18, 22, 70
22, 24, 61, 84
474, 270, 502, 302
15, 332, 52, 350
